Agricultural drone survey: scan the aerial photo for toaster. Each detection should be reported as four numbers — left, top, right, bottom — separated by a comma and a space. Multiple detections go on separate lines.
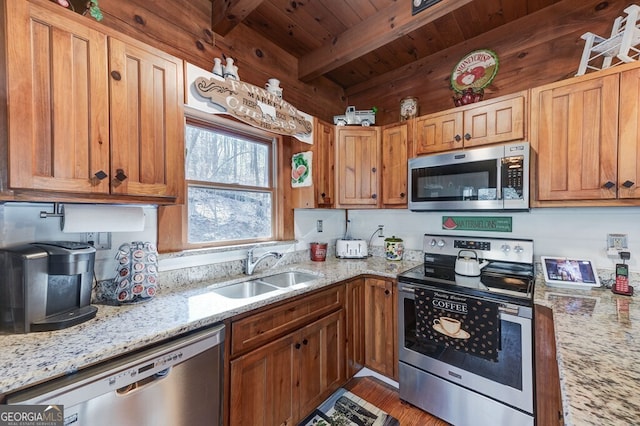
336, 239, 368, 259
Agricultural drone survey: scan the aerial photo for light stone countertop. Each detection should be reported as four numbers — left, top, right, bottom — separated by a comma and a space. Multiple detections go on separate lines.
534, 277, 640, 426
0, 256, 419, 396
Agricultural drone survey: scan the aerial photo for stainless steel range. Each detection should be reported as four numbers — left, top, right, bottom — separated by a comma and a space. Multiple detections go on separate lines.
398, 234, 535, 426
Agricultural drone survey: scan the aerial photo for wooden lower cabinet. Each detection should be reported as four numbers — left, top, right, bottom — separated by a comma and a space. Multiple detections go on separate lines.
363, 278, 398, 380
229, 309, 345, 425
535, 305, 564, 425
346, 278, 366, 377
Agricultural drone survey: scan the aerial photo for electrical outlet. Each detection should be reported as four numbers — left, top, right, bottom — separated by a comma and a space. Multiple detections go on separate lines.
84, 232, 112, 250
378, 225, 384, 237
608, 233, 628, 250
317, 220, 323, 233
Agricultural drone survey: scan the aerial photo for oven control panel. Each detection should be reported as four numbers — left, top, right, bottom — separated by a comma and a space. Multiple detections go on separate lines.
454, 240, 491, 251
424, 234, 533, 264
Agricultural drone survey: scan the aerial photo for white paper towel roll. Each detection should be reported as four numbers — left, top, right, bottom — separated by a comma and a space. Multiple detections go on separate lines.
61, 205, 146, 233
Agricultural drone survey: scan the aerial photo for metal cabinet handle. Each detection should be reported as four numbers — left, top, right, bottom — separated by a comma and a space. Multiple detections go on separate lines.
115, 169, 128, 182
371, 167, 377, 173
372, 194, 377, 199
603, 181, 615, 189
295, 343, 301, 349
622, 180, 635, 188
94, 170, 108, 180
464, 133, 471, 140
454, 135, 462, 142
384, 289, 390, 296
110, 70, 122, 81
400, 192, 405, 198
321, 192, 326, 198
302, 339, 308, 345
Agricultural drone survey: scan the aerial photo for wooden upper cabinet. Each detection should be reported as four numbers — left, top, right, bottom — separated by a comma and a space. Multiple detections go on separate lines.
315, 118, 335, 207
381, 122, 409, 207
335, 127, 381, 207
618, 68, 640, 200
462, 94, 525, 148
4, 1, 184, 202
108, 38, 184, 199
414, 110, 463, 155
531, 73, 620, 202
414, 92, 525, 156
6, 1, 110, 193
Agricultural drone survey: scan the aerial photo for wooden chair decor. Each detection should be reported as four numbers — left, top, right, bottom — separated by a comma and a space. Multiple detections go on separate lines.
577, 5, 640, 76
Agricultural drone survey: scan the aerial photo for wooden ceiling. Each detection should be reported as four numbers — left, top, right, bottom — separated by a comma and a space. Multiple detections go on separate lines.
212, 0, 563, 92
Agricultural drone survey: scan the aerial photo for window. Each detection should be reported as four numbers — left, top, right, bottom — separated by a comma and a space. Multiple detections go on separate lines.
185, 118, 276, 245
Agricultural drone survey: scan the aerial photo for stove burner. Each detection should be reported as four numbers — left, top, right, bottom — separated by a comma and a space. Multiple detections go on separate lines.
400, 234, 536, 305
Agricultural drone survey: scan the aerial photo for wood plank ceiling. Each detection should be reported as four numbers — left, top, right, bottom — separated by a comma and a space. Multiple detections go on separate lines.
213, 0, 563, 94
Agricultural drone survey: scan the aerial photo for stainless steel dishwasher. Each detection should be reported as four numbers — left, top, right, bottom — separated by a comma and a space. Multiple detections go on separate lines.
6, 323, 225, 426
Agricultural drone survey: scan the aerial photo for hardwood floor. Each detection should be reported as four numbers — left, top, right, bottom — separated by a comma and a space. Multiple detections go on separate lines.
344, 376, 449, 426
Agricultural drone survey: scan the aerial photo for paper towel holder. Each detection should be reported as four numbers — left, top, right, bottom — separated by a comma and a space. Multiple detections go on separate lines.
39, 202, 63, 219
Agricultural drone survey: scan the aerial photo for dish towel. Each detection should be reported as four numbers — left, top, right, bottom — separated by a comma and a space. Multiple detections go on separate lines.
414, 287, 500, 362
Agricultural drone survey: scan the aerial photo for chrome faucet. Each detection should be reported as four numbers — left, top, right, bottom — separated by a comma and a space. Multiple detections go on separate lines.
245, 248, 283, 275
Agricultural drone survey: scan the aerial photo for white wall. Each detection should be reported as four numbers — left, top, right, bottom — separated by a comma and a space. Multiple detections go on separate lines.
296, 207, 640, 273
0, 203, 157, 280
2, 202, 638, 278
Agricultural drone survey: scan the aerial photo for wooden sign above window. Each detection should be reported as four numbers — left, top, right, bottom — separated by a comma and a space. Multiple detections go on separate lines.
187, 63, 314, 143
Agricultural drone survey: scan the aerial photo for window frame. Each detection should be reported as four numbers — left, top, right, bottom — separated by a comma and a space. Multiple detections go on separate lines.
157, 108, 290, 252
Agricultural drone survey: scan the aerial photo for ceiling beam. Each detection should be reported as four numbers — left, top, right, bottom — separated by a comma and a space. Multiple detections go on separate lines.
297, 0, 474, 83
212, 0, 264, 36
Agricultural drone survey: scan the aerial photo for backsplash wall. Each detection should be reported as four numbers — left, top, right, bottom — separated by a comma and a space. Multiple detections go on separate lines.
0, 203, 158, 281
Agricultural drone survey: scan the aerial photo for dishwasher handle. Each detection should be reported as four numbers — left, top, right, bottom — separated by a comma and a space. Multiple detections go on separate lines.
116, 367, 172, 396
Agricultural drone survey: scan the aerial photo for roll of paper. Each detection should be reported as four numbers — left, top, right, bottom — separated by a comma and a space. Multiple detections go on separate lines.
61, 204, 146, 233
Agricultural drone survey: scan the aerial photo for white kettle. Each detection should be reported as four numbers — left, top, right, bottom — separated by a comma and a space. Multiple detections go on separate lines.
454, 250, 489, 277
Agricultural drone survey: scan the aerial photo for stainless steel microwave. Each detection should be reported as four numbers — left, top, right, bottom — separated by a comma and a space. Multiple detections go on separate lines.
408, 142, 530, 211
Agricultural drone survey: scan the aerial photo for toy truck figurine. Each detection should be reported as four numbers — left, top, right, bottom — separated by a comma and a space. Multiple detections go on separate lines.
333, 106, 376, 126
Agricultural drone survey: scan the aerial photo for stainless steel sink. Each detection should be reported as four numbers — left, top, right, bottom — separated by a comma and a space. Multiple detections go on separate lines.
258, 271, 319, 288
212, 280, 279, 299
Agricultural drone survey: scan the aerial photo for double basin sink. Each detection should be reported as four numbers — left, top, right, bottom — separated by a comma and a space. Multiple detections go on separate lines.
212, 271, 320, 299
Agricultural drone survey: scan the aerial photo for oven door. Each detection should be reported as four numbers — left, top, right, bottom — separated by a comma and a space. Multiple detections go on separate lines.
398, 281, 534, 414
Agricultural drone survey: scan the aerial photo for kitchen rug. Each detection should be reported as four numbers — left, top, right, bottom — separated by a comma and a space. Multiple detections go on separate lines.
298, 387, 399, 426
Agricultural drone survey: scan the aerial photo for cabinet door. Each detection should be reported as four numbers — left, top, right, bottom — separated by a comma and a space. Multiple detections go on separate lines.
297, 310, 346, 419
229, 333, 297, 426
381, 122, 408, 207
531, 74, 619, 201
108, 38, 184, 199
6, 1, 110, 193
364, 278, 396, 379
345, 278, 365, 377
463, 95, 525, 148
414, 111, 463, 155
618, 68, 640, 199
336, 127, 380, 206
315, 119, 335, 206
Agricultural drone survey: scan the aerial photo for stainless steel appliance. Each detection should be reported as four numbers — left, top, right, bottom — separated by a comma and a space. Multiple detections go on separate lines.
408, 142, 529, 211
0, 241, 97, 333
398, 234, 535, 426
6, 323, 225, 426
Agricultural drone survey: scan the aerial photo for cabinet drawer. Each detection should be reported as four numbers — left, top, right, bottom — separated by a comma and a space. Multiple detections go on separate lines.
231, 285, 344, 356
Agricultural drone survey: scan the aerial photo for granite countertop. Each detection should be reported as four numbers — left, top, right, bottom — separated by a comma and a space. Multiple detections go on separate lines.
3, 256, 638, 426
534, 279, 639, 426
0, 257, 419, 396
